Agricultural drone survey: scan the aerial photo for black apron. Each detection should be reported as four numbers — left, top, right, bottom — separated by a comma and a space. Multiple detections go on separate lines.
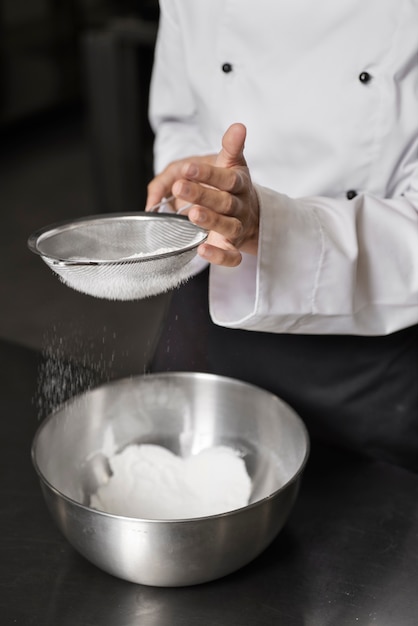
150, 269, 418, 472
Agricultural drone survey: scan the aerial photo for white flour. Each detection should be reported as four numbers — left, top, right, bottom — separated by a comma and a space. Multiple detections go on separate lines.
49, 247, 196, 300
90, 443, 252, 519
125, 246, 177, 259
35, 324, 114, 419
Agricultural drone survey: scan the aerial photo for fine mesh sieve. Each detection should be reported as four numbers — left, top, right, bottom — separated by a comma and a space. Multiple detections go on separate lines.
28, 212, 208, 300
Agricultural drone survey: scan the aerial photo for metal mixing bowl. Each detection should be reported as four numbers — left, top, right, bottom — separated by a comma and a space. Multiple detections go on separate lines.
32, 372, 309, 587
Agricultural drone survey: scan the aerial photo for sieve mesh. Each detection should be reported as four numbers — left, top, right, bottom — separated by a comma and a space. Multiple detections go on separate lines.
28, 213, 208, 300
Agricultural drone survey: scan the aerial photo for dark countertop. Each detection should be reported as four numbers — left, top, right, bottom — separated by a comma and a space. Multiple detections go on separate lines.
2, 338, 418, 625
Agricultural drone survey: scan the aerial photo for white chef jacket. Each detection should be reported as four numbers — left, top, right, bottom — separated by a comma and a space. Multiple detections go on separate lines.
149, 0, 418, 336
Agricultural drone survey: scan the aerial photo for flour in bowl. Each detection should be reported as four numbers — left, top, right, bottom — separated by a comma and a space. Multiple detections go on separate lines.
90, 443, 252, 519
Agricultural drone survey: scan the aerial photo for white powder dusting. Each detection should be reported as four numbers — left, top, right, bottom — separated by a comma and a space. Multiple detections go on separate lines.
45, 248, 197, 300
35, 325, 114, 419
90, 443, 252, 519
125, 246, 177, 259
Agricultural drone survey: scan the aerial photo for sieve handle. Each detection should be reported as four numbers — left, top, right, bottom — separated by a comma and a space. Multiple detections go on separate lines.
148, 195, 175, 212
149, 195, 193, 214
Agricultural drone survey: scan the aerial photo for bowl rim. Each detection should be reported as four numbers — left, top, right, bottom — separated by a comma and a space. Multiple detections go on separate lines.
31, 371, 310, 523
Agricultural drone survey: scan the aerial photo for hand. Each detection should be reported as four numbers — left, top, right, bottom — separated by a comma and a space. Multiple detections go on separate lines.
171, 123, 259, 267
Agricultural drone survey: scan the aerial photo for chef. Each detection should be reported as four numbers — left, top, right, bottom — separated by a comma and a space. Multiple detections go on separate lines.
146, 0, 418, 471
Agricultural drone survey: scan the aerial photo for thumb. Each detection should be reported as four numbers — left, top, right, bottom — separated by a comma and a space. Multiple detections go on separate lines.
215, 123, 247, 168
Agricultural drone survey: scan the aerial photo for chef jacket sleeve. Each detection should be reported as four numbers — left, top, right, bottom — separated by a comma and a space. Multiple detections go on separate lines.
209, 178, 418, 336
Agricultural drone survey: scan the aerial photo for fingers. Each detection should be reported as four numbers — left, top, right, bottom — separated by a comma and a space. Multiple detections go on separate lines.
177, 161, 247, 198
172, 176, 239, 216
216, 123, 247, 169
145, 158, 195, 211
175, 124, 247, 196
198, 242, 242, 268
146, 175, 172, 211
189, 204, 243, 241
145, 153, 218, 211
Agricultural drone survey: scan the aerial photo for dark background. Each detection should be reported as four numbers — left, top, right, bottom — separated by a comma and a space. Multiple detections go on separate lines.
0, 0, 158, 127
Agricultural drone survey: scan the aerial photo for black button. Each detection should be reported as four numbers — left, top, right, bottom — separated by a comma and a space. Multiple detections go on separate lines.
222, 63, 233, 73
359, 71, 372, 84
346, 190, 358, 200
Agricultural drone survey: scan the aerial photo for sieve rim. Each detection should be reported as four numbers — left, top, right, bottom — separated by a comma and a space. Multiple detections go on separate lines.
27, 211, 208, 266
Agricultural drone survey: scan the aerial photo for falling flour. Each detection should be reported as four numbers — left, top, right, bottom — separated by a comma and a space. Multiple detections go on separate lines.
34, 324, 114, 419
90, 443, 252, 519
